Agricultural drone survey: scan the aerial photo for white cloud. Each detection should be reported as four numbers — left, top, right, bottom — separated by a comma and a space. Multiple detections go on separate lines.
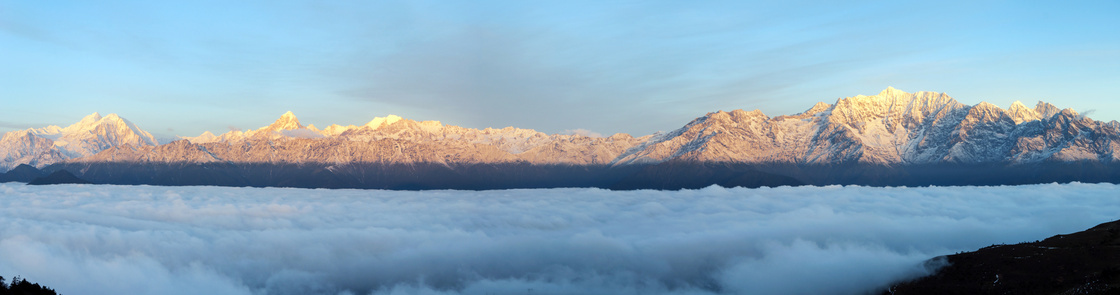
0, 183, 1117, 295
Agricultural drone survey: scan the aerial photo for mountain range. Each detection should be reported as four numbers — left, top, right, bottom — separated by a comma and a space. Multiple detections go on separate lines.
3, 87, 1119, 188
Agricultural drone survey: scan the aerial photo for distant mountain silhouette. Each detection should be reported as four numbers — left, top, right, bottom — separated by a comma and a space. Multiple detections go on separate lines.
0, 164, 45, 183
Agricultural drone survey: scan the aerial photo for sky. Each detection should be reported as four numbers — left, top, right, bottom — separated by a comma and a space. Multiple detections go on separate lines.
1, 1, 1118, 139
3, 182, 1119, 295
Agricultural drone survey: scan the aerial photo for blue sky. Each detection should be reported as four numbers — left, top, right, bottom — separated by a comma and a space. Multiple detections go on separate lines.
1, 1, 1118, 139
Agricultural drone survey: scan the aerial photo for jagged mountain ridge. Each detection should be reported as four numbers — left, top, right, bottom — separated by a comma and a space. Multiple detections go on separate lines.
0, 112, 159, 171
616, 87, 1119, 165
81, 123, 648, 166
5, 87, 1120, 174
179, 111, 649, 159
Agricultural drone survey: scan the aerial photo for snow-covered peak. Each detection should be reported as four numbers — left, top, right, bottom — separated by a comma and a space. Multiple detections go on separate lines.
964, 102, 1012, 124
830, 91, 903, 124
827, 87, 966, 128
365, 115, 404, 129
234, 111, 312, 140
99, 114, 133, 130
841, 87, 915, 107
973, 101, 1000, 110
181, 131, 220, 144
1006, 101, 1042, 124
219, 130, 246, 142
879, 86, 907, 97
732, 109, 767, 117
109, 113, 158, 145
17, 112, 159, 158
57, 113, 158, 145
774, 102, 833, 121
60, 112, 106, 134
803, 102, 832, 116
0, 112, 165, 170
31, 125, 63, 137
264, 111, 304, 131
1035, 102, 1061, 119
321, 124, 357, 136
1044, 108, 1090, 127
78, 112, 103, 125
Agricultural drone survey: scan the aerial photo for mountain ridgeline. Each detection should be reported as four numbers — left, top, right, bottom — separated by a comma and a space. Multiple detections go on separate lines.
4, 87, 1120, 189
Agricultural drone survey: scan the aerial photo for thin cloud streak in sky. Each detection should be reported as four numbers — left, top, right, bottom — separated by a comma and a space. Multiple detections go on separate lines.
1, 183, 1118, 295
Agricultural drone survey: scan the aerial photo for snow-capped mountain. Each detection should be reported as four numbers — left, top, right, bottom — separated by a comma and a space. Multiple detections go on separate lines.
0, 112, 158, 172
615, 87, 1120, 166
21, 87, 1120, 188
9, 87, 1120, 179
84, 111, 649, 166
0, 129, 66, 172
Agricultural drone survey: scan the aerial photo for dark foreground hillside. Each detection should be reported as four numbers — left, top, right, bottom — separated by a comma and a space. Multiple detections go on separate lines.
887, 219, 1120, 295
0, 276, 58, 295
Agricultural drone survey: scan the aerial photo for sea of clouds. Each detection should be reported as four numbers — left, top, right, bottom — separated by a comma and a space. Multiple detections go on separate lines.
1, 183, 1117, 295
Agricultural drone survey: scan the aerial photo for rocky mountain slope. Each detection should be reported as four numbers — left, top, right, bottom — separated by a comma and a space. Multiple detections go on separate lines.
0, 112, 158, 172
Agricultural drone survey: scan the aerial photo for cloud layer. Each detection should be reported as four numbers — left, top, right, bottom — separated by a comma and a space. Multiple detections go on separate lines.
1, 183, 1118, 295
